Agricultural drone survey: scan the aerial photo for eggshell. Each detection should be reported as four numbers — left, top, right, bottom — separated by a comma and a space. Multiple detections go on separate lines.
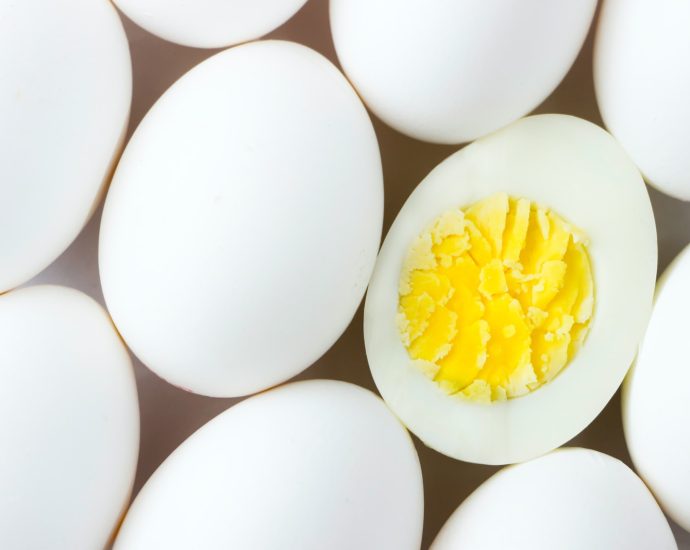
595, 0, 690, 200
99, 40, 383, 397
0, 285, 139, 550
114, 380, 423, 550
0, 0, 131, 293
364, 114, 657, 464
623, 244, 690, 532
330, 0, 596, 144
114, 0, 308, 48
431, 448, 676, 550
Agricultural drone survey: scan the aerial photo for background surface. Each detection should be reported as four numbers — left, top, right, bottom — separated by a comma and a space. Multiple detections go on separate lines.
28, 1, 690, 547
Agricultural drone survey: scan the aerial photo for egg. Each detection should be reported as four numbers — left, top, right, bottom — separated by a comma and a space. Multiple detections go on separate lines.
99, 40, 382, 398
113, 0, 308, 49
623, 244, 690, 532
364, 114, 657, 465
0, 0, 131, 293
113, 380, 423, 549
431, 448, 676, 549
594, 0, 690, 201
0, 285, 139, 549
330, 0, 596, 144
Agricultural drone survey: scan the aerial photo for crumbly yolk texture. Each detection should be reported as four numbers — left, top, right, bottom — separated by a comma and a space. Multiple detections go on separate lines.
397, 193, 594, 403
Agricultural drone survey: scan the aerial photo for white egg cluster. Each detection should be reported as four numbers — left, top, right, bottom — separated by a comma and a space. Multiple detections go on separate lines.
1, 0, 689, 549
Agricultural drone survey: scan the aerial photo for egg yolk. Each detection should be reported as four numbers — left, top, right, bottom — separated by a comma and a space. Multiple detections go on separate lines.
397, 193, 594, 403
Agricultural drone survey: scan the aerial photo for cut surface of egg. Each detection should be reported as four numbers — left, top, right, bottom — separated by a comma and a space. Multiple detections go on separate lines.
114, 380, 423, 550
623, 244, 690, 532
0, 285, 139, 550
0, 0, 131, 293
431, 448, 676, 550
595, 0, 690, 201
114, 0, 308, 48
330, 0, 596, 144
99, 40, 382, 397
398, 193, 593, 403
365, 114, 656, 464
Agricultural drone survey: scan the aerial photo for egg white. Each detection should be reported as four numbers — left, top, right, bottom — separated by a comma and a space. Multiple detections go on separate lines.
364, 114, 657, 464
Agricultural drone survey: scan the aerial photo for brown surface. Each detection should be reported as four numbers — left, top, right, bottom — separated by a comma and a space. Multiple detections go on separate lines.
30, 1, 690, 547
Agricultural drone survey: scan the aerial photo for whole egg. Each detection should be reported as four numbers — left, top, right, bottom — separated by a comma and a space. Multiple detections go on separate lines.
623, 244, 690, 532
365, 114, 656, 464
0, 0, 131, 293
330, 0, 597, 143
100, 40, 383, 397
595, 0, 690, 201
113, 0, 308, 48
113, 380, 423, 550
0, 286, 139, 550
431, 448, 675, 549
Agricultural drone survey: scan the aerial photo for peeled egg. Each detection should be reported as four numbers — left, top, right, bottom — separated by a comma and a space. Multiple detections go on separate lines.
431, 448, 676, 549
330, 0, 596, 144
0, 286, 139, 549
113, 0, 308, 48
365, 114, 656, 464
623, 244, 690, 532
0, 0, 131, 293
114, 380, 423, 549
595, 0, 690, 201
100, 40, 382, 397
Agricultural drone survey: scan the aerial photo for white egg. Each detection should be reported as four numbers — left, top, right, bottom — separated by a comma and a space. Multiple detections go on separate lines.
431, 448, 676, 549
113, 0, 308, 48
0, 0, 131, 293
330, 0, 596, 144
623, 244, 690, 532
595, 0, 690, 201
113, 380, 423, 550
100, 40, 382, 398
0, 286, 139, 550
365, 114, 657, 464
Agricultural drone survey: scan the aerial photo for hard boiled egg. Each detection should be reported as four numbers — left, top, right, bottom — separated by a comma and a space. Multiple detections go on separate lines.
113, 380, 423, 550
330, 0, 596, 144
113, 0, 308, 48
365, 114, 656, 464
623, 244, 690, 532
0, 286, 139, 549
0, 0, 131, 293
595, 0, 690, 201
100, 41, 382, 397
431, 448, 675, 549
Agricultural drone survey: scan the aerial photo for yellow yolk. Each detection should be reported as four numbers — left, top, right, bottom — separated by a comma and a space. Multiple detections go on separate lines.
396, 193, 594, 403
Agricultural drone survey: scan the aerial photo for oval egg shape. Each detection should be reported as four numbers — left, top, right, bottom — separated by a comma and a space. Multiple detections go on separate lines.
0, 0, 131, 293
330, 0, 596, 144
623, 244, 690, 532
113, 380, 423, 550
365, 114, 657, 465
595, 0, 690, 201
100, 40, 383, 397
113, 0, 308, 48
0, 286, 139, 549
431, 448, 675, 549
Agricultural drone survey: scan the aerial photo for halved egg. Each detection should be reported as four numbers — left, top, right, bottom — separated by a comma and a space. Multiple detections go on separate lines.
364, 114, 657, 465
